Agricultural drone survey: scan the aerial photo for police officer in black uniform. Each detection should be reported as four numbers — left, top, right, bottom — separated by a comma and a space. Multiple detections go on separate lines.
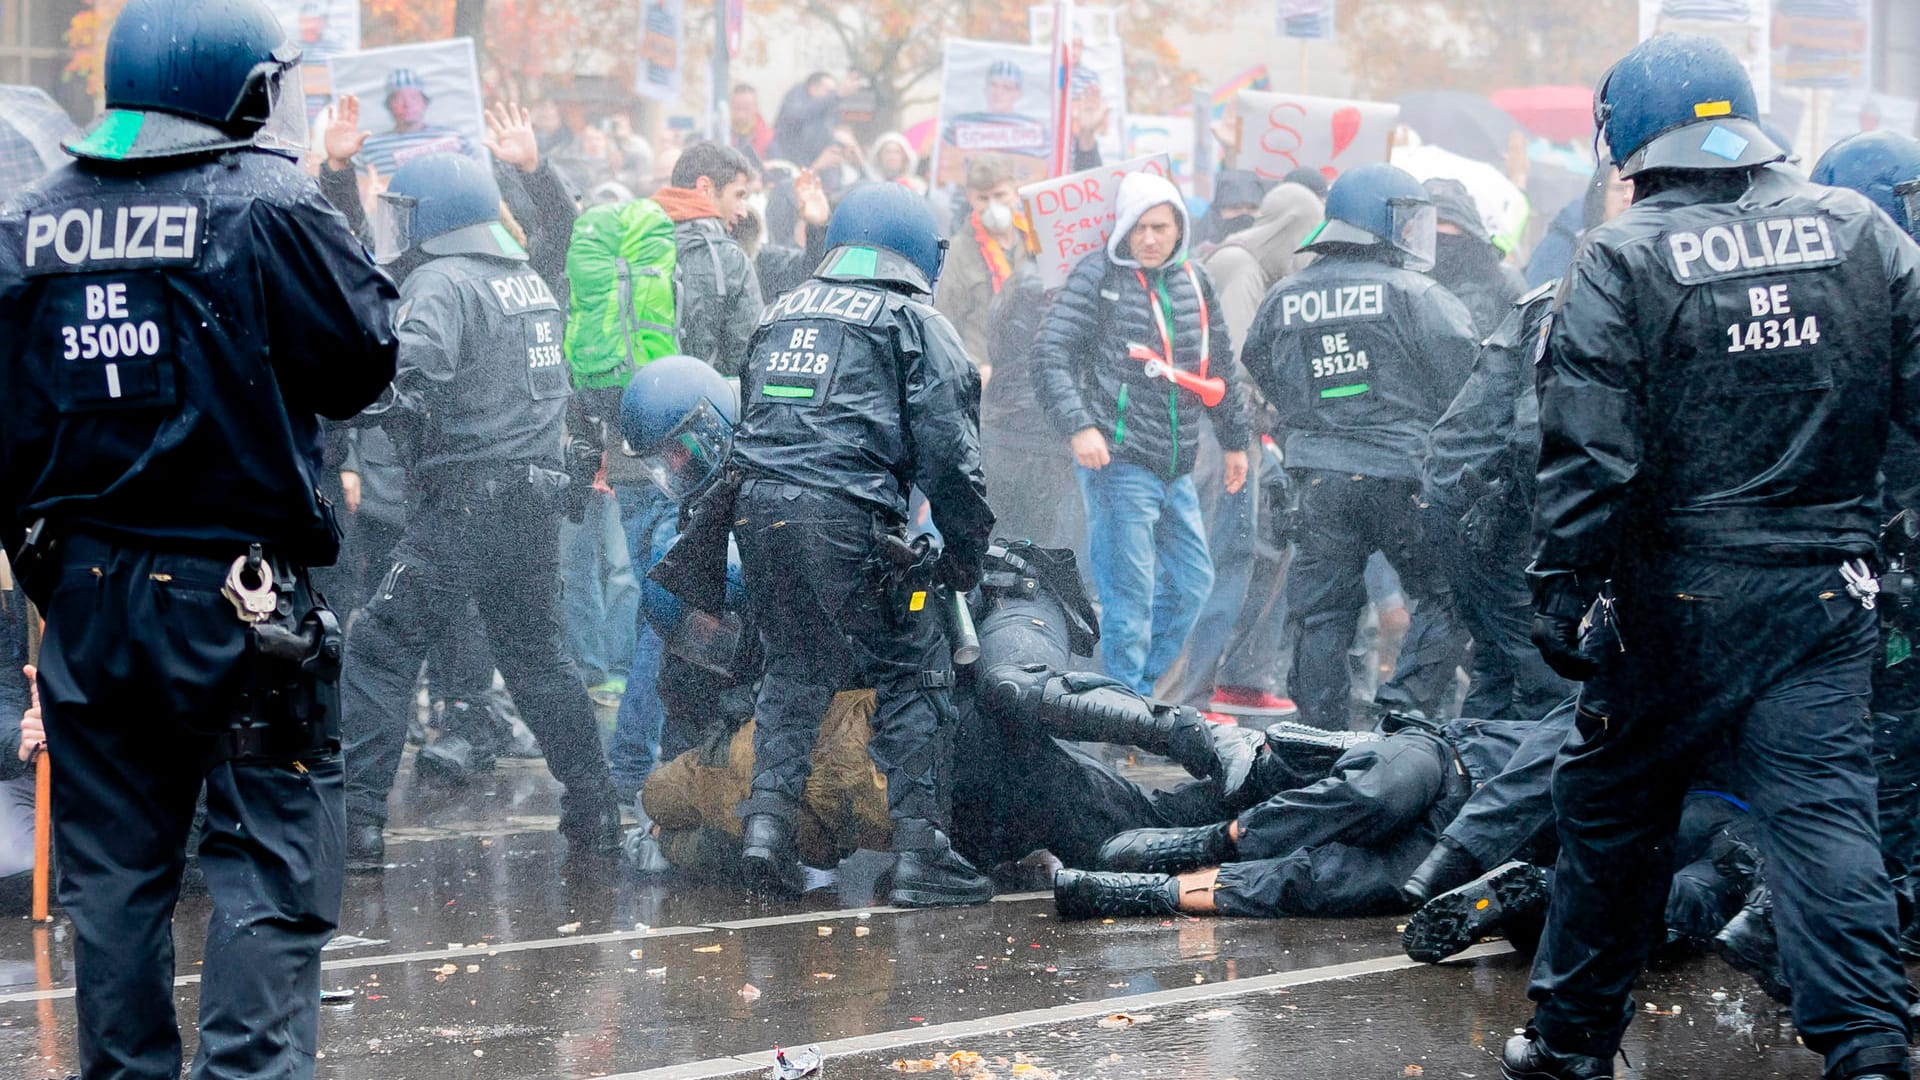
1706, 127, 1920, 1012
1240, 164, 1479, 732
339, 152, 622, 870
728, 183, 997, 905
1503, 36, 1920, 1080
0, 0, 398, 1074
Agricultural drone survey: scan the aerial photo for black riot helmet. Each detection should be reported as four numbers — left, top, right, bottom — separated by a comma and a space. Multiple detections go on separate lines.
66, 0, 308, 164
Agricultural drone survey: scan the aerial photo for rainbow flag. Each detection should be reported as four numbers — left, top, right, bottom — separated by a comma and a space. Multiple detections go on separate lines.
1211, 64, 1270, 116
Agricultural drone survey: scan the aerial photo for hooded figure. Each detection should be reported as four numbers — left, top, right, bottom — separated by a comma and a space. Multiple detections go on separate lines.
1202, 182, 1325, 350
1197, 168, 1270, 248
1423, 177, 1526, 336
1028, 171, 1255, 695
868, 130, 926, 193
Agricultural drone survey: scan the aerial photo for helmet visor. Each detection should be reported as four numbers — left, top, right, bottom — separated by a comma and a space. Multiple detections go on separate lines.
1898, 178, 1920, 241
637, 397, 734, 501
253, 61, 310, 160
372, 192, 417, 265
1388, 197, 1437, 272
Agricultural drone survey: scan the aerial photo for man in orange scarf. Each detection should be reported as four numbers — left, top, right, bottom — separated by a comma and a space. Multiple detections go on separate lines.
935, 159, 1032, 374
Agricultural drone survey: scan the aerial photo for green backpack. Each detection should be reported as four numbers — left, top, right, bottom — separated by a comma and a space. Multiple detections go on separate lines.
564, 199, 679, 390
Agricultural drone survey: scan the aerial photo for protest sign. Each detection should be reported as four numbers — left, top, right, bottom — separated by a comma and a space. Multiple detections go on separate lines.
329, 39, 486, 175
1018, 153, 1172, 289
1640, 0, 1770, 113
637, 0, 687, 103
1029, 5, 1126, 164
932, 39, 1057, 188
1124, 114, 1196, 190
1234, 90, 1397, 183
1277, 0, 1336, 40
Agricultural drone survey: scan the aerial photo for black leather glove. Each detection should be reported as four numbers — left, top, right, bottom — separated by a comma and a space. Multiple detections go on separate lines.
938, 543, 984, 595
1530, 570, 1603, 682
560, 436, 600, 524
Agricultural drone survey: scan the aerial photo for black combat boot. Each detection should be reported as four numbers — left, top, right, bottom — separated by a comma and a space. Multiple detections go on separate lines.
889, 821, 995, 907
1263, 721, 1386, 784
741, 813, 807, 898
346, 822, 386, 874
1400, 835, 1483, 908
414, 706, 499, 785
558, 786, 622, 859
1403, 861, 1551, 964
1054, 869, 1181, 920
1500, 1029, 1613, 1080
1096, 822, 1234, 875
1714, 884, 1791, 1004
984, 665, 1217, 778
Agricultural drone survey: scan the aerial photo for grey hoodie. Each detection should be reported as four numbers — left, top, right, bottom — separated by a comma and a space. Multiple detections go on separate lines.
1202, 182, 1323, 352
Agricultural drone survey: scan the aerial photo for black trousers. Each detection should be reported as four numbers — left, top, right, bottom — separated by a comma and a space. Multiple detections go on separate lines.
1529, 558, 1909, 1079
734, 483, 951, 832
1871, 646, 1920, 923
951, 593, 1227, 869
1286, 472, 1460, 730
38, 537, 344, 1080
1439, 696, 1577, 870
1212, 732, 1464, 918
340, 483, 613, 826
1448, 519, 1575, 723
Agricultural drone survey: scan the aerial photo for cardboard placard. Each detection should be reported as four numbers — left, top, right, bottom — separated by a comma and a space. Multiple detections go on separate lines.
932, 39, 1057, 189
1019, 153, 1172, 289
328, 39, 486, 175
1234, 90, 1397, 184
1123, 114, 1196, 190
1028, 5, 1127, 164
636, 0, 687, 103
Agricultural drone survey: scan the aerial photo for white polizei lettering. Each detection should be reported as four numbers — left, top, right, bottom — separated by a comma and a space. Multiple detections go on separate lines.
1733, 221, 1765, 270
24, 215, 54, 267
54, 209, 89, 264
1702, 226, 1739, 274
1766, 219, 1799, 265
87, 209, 115, 261
124, 206, 156, 259
1278, 283, 1384, 326
153, 206, 188, 259
1668, 232, 1704, 279
1793, 217, 1823, 262
1669, 216, 1841, 281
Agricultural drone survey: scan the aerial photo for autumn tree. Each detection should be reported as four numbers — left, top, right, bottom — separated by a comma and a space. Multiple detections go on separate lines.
1336, 0, 1637, 98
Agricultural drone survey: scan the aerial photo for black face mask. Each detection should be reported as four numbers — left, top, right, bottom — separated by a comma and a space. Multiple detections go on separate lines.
1431, 232, 1493, 283
1214, 212, 1256, 238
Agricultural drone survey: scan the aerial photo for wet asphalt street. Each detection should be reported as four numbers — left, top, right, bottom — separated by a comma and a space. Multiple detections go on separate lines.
0, 753, 1883, 1079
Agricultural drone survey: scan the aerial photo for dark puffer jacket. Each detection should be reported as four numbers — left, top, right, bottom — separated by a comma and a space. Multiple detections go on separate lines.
1028, 182, 1252, 478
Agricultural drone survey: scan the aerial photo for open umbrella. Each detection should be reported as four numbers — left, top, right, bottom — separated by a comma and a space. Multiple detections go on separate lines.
1490, 86, 1594, 144
0, 86, 77, 201
1391, 143, 1531, 252
1393, 90, 1524, 167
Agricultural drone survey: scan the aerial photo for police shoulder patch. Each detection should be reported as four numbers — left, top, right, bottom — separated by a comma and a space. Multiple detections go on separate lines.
1660, 213, 1842, 285
759, 282, 887, 327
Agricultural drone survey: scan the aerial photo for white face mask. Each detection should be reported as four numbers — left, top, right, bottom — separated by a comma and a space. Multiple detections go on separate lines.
980, 201, 1015, 233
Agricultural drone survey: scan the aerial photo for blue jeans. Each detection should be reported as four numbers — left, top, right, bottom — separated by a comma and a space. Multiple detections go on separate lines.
1077, 463, 1215, 695
558, 490, 638, 686
608, 483, 679, 801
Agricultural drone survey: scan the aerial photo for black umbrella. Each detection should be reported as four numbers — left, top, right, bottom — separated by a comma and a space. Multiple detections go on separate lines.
0, 86, 77, 201
1393, 90, 1525, 167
